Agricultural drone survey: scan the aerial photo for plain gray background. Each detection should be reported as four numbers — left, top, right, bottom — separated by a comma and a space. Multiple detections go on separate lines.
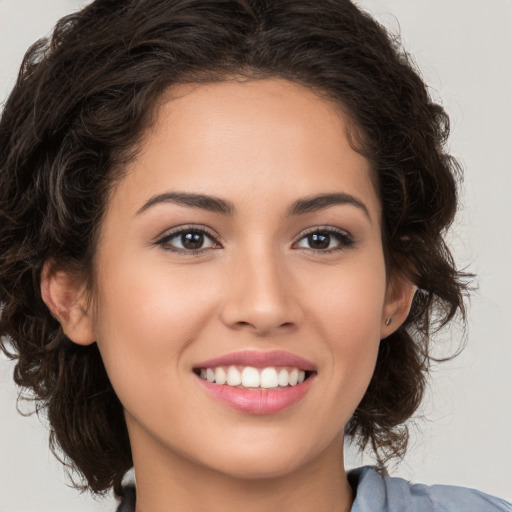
1, 0, 511, 510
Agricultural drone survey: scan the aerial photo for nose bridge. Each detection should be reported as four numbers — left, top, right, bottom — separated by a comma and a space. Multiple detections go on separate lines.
219, 237, 299, 335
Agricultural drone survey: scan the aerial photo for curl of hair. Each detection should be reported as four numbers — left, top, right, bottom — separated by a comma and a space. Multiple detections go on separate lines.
0, 0, 469, 494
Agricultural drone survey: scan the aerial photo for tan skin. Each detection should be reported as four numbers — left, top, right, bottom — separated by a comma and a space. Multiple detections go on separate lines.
42, 79, 415, 512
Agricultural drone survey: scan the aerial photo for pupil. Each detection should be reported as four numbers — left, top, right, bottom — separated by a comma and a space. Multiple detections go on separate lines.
309, 233, 330, 249
182, 232, 204, 250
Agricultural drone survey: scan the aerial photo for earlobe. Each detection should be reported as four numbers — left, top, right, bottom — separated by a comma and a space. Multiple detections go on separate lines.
40, 262, 96, 346
381, 276, 417, 339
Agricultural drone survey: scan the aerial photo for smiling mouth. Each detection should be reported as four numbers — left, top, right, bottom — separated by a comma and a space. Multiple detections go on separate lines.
193, 365, 315, 390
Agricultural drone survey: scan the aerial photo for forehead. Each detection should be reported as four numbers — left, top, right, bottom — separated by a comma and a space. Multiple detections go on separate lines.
109, 78, 379, 222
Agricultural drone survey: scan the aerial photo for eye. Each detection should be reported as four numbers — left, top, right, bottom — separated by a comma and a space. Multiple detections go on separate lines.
294, 228, 354, 253
156, 227, 220, 254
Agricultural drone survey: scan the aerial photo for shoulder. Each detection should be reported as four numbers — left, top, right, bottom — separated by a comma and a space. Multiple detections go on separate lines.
348, 466, 512, 512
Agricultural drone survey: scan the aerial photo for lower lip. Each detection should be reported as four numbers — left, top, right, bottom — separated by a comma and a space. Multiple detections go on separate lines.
195, 374, 315, 415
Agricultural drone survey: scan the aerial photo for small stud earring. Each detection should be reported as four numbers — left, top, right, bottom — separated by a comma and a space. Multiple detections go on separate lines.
385, 317, 392, 326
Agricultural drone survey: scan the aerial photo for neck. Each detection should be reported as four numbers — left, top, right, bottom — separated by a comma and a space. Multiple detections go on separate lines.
130, 429, 353, 512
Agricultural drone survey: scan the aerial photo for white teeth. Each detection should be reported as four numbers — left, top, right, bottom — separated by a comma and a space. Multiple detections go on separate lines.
288, 368, 299, 386
260, 367, 278, 388
241, 367, 260, 387
226, 366, 242, 386
198, 365, 311, 389
278, 368, 289, 387
215, 367, 227, 385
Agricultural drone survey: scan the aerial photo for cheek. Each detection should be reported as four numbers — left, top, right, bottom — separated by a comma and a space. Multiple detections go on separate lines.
307, 250, 387, 336
306, 254, 386, 402
90, 257, 217, 404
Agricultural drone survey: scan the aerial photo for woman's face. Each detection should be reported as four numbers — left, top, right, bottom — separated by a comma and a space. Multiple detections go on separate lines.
84, 79, 404, 480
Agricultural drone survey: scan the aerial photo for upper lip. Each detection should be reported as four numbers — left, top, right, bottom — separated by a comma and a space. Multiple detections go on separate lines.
194, 350, 317, 372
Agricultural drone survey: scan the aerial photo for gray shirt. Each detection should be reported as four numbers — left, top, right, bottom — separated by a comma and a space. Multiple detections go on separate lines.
348, 466, 511, 512
115, 466, 512, 511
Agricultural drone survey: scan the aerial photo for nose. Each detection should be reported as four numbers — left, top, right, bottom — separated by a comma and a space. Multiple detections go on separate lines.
218, 245, 302, 337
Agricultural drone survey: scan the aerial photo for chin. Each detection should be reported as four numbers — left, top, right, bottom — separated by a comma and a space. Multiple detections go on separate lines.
212, 452, 305, 481
196, 433, 325, 481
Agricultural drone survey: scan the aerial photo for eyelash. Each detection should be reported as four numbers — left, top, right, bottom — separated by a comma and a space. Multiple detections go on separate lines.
294, 227, 355, 254
155, 226, 220, 255
155, 225, 355, 255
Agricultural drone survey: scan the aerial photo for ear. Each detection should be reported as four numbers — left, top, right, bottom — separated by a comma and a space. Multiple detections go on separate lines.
380, 274, 417, 339
40, 262, 96, 346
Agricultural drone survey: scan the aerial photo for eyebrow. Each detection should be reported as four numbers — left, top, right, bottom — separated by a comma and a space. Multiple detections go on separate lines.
137, 192, 235, 216
286, 193, 371, 221
136, 191, 371, 221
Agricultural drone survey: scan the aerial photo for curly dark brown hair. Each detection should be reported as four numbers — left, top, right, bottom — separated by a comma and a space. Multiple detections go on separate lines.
0, 0, 469, 496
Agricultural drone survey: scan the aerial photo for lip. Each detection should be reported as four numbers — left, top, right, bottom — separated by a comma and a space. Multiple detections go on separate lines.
193, 350, 317, 371
193, 350, 317, 415
195, 373, 316, 415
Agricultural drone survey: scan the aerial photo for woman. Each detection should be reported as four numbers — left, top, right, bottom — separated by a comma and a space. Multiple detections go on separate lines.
0, 0, 510, 511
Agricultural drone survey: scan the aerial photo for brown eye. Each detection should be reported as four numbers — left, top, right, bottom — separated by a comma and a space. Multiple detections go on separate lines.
295, 228, 355, 252
181, 232, 205, 250
307, 233, 331, 249
157, 228, 219, 253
